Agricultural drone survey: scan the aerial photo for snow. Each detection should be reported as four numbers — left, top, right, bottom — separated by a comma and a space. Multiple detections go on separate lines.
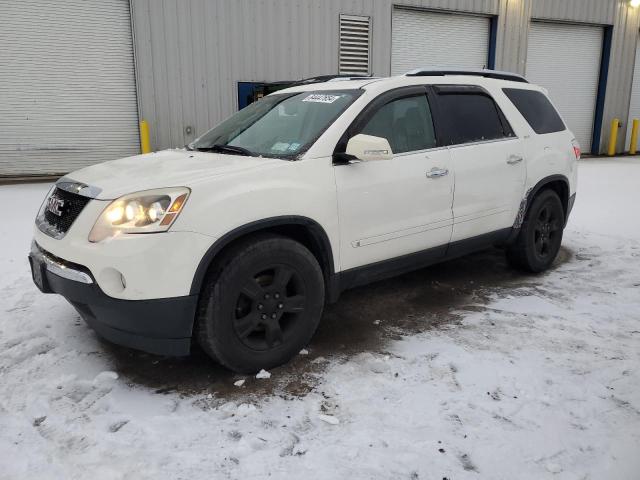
317, 414, 340, 425
255, 369, 271, 379
1, 158, 640, 479
92, 371, 119, 386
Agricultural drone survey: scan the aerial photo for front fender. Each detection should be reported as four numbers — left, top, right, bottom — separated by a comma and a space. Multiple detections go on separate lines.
172, 156, 340, 284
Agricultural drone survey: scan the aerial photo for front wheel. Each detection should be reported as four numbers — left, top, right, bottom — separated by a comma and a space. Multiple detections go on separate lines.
196, 234, 325, 373
506, 189, 565, 273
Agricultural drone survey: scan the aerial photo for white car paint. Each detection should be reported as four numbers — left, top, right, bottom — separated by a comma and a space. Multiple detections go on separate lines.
448, 137, 526, 242
335, 145, 454, 270
33, 74, 577, 301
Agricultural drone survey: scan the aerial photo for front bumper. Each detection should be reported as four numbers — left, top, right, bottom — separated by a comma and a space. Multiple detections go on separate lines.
33, 196, 215, 301
29, 243, 197, 356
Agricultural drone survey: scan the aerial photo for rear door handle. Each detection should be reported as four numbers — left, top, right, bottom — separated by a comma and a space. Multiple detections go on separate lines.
426, 167, 449, 178
507, 155, 523, 165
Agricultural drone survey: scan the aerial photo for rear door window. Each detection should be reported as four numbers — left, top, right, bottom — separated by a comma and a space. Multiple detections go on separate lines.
435, 88, 514, 145
503, 88, 566, 134
358, 95, 437, 154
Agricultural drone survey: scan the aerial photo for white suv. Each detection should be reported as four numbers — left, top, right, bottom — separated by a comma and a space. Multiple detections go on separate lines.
30, 69, 578, 373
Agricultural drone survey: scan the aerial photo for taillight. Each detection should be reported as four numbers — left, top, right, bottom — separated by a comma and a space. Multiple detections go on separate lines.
571, 139, 581, 160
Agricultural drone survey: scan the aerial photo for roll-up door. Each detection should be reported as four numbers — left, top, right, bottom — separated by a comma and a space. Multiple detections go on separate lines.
526, 21, 603, 153
0, 0, 140, 176
391, 8, 490, 76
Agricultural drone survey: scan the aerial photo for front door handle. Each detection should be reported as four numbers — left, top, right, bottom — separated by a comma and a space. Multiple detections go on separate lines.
426, 167, 449, 178
507, 154, 523, 165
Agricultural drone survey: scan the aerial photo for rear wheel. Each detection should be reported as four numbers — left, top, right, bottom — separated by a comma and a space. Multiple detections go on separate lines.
506, 189, 564, 273
196, 234, 325, 373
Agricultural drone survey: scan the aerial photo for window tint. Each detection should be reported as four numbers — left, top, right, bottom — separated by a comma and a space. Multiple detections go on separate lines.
503, 88, 566, 134
359, 95, 437, 154
437, 92, 514, 144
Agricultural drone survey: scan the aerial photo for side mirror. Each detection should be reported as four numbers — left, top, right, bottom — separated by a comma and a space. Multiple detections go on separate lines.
346, 134, 393, 162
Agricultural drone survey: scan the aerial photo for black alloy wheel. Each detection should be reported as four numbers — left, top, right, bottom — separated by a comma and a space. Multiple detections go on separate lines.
197, 234, 325, 373
506, 189, 565, 273
233, 265, 307, 350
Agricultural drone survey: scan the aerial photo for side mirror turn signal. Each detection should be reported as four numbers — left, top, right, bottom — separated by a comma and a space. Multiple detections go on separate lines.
345, 134, 394, 162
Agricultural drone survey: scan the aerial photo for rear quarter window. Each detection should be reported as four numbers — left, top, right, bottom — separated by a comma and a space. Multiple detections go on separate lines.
503, 88, 566, 134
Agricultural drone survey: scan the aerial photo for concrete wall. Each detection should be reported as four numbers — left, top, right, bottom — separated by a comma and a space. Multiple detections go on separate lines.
131, 0, 640, 154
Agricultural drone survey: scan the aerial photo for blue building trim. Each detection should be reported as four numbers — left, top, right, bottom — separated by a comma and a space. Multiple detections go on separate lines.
487, 16, 498, 70
237, 82, 259, 110
591, 25, 613, 154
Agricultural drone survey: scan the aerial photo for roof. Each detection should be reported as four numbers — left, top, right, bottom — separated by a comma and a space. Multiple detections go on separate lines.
289, 74, 379, 86
404, 68, 528, 83
276, 69, 537, 96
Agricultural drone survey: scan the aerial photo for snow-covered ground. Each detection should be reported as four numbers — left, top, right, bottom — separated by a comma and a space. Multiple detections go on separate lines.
1, 159, 639, 479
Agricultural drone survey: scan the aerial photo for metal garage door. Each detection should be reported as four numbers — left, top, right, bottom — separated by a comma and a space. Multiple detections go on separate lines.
0, 0, 140, 176
526, 21, 602, 153
626, 35, 640, 150
391, 8, 490, 76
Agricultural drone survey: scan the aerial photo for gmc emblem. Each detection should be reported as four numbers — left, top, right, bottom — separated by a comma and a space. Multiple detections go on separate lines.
46, 196, 65, 217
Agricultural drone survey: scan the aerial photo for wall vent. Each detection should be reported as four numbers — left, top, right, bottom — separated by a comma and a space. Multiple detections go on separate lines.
339, 14, 371, 75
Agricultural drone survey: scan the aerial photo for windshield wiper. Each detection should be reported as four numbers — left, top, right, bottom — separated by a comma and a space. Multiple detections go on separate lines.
193, 144, 256, 157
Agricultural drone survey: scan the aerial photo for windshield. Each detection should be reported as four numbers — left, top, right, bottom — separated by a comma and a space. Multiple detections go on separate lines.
189, 90, 361, 158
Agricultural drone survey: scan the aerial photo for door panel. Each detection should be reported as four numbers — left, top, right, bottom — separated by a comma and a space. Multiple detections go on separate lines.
334, 89, 453, 271
432, 85, 526, 242
335, 148, 453, 270
450, 138, 525, 241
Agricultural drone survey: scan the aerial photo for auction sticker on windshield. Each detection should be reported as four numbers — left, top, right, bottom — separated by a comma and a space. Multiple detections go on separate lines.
302, 94, 341, 104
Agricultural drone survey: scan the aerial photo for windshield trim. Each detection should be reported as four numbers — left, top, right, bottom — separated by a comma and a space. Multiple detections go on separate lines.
188, 93, 297, 155
190, 89, 365, 161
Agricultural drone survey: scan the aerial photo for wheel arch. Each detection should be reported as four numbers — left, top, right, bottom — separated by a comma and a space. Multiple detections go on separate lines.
529, 174, 570, 222
507, 174, 570, 245
189, 216, 338, 301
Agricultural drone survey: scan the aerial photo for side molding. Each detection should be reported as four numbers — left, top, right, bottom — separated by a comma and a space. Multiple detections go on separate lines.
336, 228, 511, 294
189, 216, 336, 298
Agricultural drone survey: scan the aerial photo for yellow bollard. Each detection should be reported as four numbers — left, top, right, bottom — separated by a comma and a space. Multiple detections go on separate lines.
139, 120, 151, 154
630, 119, 639, 155
608, 118, 619, 156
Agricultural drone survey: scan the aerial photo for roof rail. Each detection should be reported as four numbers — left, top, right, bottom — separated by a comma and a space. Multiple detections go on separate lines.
290, 74, 377, 86
404, 68, 528, 84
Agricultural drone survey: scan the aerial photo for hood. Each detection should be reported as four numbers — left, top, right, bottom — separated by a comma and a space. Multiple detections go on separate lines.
65, 149, 283, 200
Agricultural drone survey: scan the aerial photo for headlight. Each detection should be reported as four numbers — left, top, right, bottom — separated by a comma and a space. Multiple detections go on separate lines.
89, 187, 190, 242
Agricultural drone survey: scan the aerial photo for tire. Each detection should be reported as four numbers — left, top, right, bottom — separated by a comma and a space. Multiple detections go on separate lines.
196, 233, 325, 373
506, 189, 565, 273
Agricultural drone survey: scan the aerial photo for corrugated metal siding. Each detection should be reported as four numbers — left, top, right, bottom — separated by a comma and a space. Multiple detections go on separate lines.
131, 0, 640, 154
599, 1, 640, 153
391, 8, 490, 74
495, 0, 532, 74
0, 0, 139, 175
532, 0, 615, 24
133, 0, 341, 149
131, 0, 500, 150
626, 34, 640, 149
531, 0, 640, 153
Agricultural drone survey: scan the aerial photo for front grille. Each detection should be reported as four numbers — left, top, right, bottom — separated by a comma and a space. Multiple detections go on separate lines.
41, 187, 91, 236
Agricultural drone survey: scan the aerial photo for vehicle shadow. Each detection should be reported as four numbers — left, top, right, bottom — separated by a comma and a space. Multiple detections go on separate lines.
103, 246, 572, 401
